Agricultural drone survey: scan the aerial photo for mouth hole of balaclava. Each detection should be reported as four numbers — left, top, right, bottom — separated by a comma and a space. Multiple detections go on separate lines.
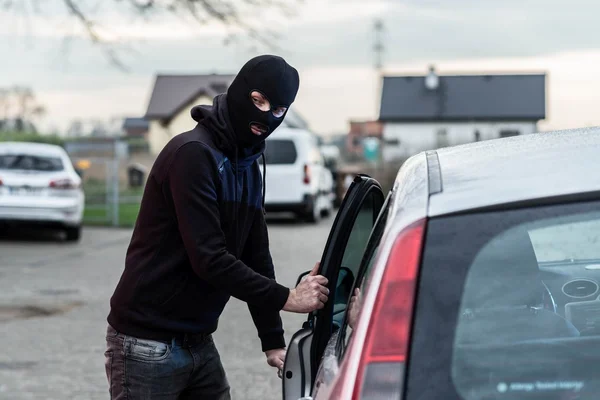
248, 121, 269, 136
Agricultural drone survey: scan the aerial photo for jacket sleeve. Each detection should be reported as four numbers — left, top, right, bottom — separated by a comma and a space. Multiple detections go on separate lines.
166, 142, 290, 310
242, 207, 286, 352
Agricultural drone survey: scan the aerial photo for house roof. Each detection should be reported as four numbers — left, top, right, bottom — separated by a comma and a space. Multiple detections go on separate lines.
144, 73, 311, 131
145, 74, 235, 120
123, 117, 149, 130
379, 73, 546, 122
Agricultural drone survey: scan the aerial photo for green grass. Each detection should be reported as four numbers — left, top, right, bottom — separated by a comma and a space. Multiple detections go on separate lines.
0, 131, 65, 147
83, 180, 144, 197
83, 203, 140, 228
82, 179, 144, 227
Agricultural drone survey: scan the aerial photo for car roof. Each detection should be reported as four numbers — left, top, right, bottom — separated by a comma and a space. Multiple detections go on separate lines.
424, 127, 600, 217
0, 141, 67, 157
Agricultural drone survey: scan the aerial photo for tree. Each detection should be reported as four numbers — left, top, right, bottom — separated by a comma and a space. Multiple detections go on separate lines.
0, 86, 46, 132
5, 0, 304, 70
0, 88, 10, 123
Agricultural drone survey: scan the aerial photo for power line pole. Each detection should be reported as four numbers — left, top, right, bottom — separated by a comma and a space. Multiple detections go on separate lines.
374, 19, 384, 75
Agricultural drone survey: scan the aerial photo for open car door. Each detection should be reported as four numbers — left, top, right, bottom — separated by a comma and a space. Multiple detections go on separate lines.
282, 174, 385, 400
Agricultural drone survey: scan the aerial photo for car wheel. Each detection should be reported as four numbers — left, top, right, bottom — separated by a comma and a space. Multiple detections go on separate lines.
321, 194, 334, 218
304, 201, 321, 224
65, 226, 82, 242
321, 201, 333, 218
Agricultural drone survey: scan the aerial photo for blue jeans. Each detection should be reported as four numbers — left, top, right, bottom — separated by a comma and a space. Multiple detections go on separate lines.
104, 325, 231, 399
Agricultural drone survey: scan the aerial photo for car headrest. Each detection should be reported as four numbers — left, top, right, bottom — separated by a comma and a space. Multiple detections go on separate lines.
461, 228, 543, 310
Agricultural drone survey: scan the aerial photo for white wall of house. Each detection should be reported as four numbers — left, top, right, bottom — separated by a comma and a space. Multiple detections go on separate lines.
148, 94, 213, 155
382, 121, 538, 162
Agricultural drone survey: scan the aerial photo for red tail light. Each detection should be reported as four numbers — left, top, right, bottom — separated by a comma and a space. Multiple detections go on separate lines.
355, 220, 424, 398
303, 164, 311, 184
362, 221, 424, 364
0, 178, 3, 186
50, 179, 79, 190
327, 219, 426, 400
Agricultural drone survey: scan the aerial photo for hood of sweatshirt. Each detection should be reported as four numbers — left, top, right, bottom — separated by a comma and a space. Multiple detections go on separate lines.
191, 94, 264, 171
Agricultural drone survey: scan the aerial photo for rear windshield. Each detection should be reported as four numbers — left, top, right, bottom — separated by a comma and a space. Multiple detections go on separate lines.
0, 154, 64, 172
264, 139, 297, 165
407, 199, 600, 400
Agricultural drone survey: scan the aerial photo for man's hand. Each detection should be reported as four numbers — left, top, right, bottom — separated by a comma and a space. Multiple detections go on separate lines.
265, 348, 286, 371
283, 262, 329, 313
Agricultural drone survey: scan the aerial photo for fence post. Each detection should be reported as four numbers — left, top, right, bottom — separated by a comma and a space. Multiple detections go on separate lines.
104, 161, 111, 224
112, 143, 120, 227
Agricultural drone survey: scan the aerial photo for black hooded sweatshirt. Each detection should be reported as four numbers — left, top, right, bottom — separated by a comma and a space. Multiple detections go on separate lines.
107, 56, 300, 351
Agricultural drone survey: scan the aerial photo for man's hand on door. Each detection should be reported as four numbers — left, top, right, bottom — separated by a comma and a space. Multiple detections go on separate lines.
265, 348, 286, 376
283, 262, 329, 313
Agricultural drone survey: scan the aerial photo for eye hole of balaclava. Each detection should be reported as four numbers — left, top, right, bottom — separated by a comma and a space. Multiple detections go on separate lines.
226, 55, 300, 148
250, 91, 288, 118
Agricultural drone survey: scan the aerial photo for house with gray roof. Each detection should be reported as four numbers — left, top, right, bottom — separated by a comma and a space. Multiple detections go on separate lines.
144, 73, 310, 155
122, 117, 149, 137
378, 66, 546, 162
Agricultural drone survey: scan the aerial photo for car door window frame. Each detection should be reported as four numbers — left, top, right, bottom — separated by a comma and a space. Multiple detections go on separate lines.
334, 190, 393, 361
310, 175, 385, 377
282, 174, 385, 400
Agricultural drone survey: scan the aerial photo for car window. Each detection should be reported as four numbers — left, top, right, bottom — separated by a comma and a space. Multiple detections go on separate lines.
0, 154, 64, 172
264, 139, 297, 165
529, 219, 600, 263
338, 192, 391, 354
406, 200, 600, 400
331, 189, 380, 331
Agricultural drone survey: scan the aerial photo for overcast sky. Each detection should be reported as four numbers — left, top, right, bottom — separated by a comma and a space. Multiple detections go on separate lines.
2, 0, 600, 136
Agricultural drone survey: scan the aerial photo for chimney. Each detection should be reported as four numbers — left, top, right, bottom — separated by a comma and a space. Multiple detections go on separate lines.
424, 65, 439, 91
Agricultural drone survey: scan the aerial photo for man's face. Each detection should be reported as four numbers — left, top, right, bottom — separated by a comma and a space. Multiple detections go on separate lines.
249, 90, 288, 137
226, 55, 300, 148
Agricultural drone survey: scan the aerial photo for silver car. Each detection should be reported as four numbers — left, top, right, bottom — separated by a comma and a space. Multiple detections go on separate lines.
283, 127, 600, 400
0, 142, 84, 241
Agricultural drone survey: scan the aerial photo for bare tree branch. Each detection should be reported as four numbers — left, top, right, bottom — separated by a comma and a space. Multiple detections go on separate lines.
62, 0, 131, 71
62, 0, 97, 41
8, 0, 303, 70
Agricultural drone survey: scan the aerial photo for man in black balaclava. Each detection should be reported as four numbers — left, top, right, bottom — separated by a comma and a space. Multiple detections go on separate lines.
105, 55, 329, 399
226, 54, 300, 147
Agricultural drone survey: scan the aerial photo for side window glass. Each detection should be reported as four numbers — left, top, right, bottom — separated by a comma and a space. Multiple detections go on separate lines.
340, 193, 391, 352
331, 190, 379, 331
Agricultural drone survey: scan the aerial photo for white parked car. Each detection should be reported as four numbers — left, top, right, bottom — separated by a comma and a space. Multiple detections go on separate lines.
261, 127, 334, 223
0, 142, 84, 241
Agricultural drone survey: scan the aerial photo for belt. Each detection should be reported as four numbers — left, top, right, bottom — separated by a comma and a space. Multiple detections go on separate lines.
166, 332, 211, 348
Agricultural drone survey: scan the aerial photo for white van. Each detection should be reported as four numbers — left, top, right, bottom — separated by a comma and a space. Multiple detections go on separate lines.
260, 127, 334, 223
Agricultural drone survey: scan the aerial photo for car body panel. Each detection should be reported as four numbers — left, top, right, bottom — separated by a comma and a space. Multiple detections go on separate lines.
428, 128, 600, 217
282, 328, 314, 400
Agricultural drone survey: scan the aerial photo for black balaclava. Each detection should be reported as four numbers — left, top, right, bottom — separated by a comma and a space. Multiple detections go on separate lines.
226, 55, 300, 148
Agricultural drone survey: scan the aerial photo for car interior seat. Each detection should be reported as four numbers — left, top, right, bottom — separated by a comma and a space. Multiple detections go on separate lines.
456, 228, 579, 345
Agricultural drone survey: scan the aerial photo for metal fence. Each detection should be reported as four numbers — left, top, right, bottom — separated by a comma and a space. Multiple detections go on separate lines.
70, 155, 145, 228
